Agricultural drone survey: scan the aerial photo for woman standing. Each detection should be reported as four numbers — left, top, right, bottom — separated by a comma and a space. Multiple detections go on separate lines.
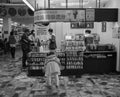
9, 30, 16, 59
48, 28, 57, 51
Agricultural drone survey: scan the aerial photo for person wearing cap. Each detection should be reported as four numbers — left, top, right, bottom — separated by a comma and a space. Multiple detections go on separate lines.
21, 29, 32, 69
48, 28, 57, 51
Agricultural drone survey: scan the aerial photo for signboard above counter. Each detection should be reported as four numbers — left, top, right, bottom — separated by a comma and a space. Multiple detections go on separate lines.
34, 9, 85, 23
34, 8, 118, 23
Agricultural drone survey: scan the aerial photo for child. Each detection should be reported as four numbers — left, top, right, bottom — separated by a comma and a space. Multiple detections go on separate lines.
44, 51, 61, 89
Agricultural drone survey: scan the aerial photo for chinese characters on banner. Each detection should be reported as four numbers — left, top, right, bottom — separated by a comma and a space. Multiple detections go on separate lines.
34, 10, 86, 23
102, 22, 107, 32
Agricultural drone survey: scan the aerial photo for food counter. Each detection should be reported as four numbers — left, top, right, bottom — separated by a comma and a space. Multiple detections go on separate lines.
84, 51, 116, 74
27, 50, 117, 76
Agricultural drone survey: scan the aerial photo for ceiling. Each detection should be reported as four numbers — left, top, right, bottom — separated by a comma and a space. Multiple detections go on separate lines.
0, 0, 24, 4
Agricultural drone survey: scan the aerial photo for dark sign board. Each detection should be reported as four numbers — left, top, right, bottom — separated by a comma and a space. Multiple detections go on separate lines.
95, 8, 118, 22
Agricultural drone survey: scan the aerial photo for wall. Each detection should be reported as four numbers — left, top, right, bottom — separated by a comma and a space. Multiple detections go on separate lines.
105, 0, 120, 71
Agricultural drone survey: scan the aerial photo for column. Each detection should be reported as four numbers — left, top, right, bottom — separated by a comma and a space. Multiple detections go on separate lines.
3, 18, 12, 39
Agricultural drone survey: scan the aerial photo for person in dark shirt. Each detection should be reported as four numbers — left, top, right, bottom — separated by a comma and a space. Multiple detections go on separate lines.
9, 31, 16, 58
21, 29, 32, 69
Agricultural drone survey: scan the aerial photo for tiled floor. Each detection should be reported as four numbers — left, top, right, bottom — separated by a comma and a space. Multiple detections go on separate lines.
0, 50, 120, 97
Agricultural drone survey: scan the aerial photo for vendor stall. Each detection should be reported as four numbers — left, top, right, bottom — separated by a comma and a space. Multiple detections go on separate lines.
27, 7, 118, 76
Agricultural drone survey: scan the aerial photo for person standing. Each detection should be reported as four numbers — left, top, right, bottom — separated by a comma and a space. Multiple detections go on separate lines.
48, 28, 57, 51
9, 31, 16, 59
21, 29, 32, 69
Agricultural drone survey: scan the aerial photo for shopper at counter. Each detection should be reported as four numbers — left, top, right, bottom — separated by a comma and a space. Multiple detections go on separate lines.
21, 29, 32, 69
48, 28, 57, 50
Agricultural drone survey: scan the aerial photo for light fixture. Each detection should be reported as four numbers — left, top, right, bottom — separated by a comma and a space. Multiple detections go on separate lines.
22, 0, 35, 11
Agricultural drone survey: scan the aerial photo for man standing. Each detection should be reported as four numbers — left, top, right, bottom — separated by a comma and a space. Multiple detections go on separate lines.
21, 29, 32, 69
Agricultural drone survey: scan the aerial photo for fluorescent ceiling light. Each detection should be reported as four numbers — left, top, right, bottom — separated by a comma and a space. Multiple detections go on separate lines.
22, 0, 35, 11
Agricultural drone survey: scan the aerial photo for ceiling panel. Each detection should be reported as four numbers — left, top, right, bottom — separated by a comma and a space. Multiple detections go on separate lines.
10, 0, 23, 3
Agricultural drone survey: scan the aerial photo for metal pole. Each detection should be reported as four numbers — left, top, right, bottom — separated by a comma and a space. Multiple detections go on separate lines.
35, 0, 36, 10
99, 0, 100, 8
96, 0, 97, 8
66, 0, 68, 8
82, 0, 83, 8
79, 0, 81, 8
48, 0, 50, 8
44, 0, 46, 8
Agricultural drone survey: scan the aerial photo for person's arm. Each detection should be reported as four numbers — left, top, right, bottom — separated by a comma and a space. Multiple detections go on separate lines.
22, 34, 32, 43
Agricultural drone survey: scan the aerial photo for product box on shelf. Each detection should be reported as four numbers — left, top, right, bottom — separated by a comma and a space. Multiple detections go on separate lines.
66, 51, 84, 70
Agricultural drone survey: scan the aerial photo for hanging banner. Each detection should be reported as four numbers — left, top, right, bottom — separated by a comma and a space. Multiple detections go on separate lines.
36, 26, 49, 41
86, 9, 95, 21
34, 9, 85, 23
102, 22, 107, 32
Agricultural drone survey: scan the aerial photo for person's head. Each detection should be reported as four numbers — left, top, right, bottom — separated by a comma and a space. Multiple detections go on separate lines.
10, 31, 14, 36
24, 28, 30, 35
47, 50, 55, 56
48, 28, 53, 35
85, 30, 91, 34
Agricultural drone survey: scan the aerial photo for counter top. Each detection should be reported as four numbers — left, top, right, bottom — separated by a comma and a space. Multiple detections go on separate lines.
84, 51, 116, 53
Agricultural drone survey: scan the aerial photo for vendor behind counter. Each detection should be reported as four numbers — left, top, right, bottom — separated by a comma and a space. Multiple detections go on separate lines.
84, 30, 115, 52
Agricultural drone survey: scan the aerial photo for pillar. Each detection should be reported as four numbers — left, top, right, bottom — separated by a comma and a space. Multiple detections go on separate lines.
3, 18, 12, 39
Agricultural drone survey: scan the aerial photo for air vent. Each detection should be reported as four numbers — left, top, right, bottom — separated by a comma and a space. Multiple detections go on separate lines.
8, 8, 17, 16
18, 8, 26, 16
0, 8, 7, 17
28, 8, 34, 16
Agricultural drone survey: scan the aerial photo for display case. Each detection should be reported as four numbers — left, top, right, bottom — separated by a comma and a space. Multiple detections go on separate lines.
65, 51, 84, 76
27, 52, 66, 76
84, 51, 117, 74
27, 52, 47, 76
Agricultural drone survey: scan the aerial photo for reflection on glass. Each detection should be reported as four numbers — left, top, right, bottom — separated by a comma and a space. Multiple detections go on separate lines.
36, 0, 44, 9
83, 0, 96, 8
34, 0, 109, 9
50, 0, 66, 8
35, 0, 48, 9
68, 0, 82, 8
